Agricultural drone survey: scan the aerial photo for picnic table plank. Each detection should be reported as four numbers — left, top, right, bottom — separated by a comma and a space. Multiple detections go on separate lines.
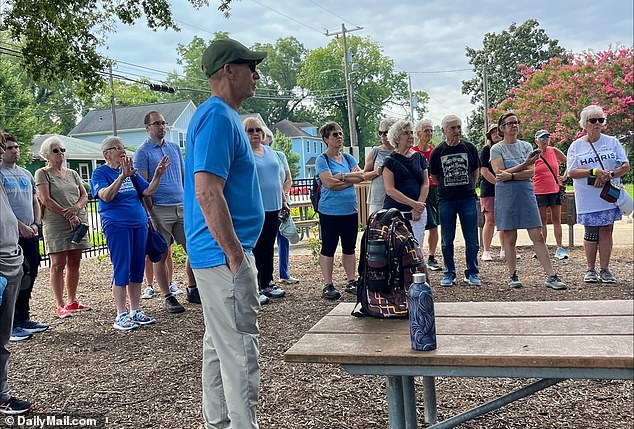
285, 333, 634, 369
333, 300, 633, 317
309, 315, 633, 336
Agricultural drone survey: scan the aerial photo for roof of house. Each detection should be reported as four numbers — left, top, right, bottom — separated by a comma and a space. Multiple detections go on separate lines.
270, 119, 316, 138
30, 134, 134, 160
68, 101, 194, 136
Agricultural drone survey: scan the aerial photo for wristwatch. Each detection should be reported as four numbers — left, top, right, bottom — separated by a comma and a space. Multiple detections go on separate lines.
610, 171, 615, 178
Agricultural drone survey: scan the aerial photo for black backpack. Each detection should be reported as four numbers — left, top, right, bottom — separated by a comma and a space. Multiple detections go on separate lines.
352, 208, 426, 318
310, 153, 352, 212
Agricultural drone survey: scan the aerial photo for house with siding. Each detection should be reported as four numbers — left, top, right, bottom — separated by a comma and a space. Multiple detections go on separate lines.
270, 120, 324, 178
68, 101, 196, 150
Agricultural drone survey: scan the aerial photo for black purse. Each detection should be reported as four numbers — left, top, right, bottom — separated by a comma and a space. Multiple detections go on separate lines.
587, 142, 621, 203
131, 176, 167, 263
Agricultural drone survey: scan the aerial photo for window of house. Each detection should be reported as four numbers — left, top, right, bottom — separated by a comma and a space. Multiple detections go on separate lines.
306, 141, 310, 152
178, 132, 186, 148
79, 163, 90, 181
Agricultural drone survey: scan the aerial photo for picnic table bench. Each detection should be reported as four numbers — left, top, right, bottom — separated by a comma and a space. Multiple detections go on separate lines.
285, 300, 634, 428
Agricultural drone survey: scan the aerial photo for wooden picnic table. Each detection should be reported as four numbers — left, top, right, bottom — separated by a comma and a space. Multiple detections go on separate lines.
284, 300, 634, 428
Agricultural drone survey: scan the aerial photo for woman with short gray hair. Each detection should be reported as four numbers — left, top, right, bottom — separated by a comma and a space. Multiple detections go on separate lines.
363, 117, 395, 215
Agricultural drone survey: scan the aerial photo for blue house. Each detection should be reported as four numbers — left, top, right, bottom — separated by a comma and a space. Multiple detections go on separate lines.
270, 120, 324, 179
68, 101, 196, 150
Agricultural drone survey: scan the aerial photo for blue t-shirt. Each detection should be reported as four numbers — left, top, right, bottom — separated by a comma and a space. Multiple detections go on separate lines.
90, 165, 149, 228
184, 96, 265, 269
0, 164, 36, 225
133, 139, 184, 206
254, 145, 283, 212
315, 153, 358, 215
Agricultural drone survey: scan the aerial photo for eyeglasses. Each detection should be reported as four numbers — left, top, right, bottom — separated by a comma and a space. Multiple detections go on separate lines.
502, 120, 520, 127
401, 130, 414, 136
378, 131, 388, 136
148, 121, 168, 127
231, 60, 257, 73
105, 146, 125, 152
330, 131, 343, 137
246, 128, 263, 134
587, 117, 605, 124
52, 148, 66, 154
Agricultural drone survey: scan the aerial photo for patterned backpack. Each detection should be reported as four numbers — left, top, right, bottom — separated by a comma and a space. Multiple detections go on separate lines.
352, 208, 426, 318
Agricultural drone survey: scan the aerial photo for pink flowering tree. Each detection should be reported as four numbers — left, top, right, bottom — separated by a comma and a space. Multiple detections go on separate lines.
490, 48, 633, 159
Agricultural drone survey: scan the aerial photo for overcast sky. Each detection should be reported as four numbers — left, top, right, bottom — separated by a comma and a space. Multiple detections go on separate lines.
102, 0, 633, 126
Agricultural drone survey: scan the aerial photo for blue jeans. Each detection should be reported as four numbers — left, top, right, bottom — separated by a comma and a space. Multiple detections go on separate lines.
438, 197, 479, 278
277, 230, 290, 279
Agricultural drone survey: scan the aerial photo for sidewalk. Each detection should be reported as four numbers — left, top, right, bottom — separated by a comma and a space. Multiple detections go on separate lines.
287, 215, 634, 256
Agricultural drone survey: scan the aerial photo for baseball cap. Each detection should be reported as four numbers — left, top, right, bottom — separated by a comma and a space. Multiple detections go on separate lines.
201, 38, 267, 77
485, 123, 498, 139
535, 129, 550, 139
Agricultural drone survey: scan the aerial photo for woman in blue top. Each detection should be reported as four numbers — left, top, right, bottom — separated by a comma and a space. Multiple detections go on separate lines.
316, 122, 364, 300
243, 117, 287, 300
91, 136, 169, 331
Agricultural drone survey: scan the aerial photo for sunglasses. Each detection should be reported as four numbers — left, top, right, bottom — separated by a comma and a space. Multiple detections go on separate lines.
587, 117, 605, 124
538, 136, 550, 141
149, 121, 168, 127
502, 120, 520, 127
246, 127, 263, 134
401, 130, 414, 136
105, 146, 125, 152
331, 131, 343, 137
232, 60, 257, 73
52, 148, 67, 154
378, 131, 388, 136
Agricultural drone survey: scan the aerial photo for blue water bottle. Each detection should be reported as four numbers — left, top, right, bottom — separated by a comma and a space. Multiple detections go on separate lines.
407, 273, 437, 351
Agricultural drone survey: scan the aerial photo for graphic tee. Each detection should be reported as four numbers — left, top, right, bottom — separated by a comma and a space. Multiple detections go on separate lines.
429, 140, 479, 201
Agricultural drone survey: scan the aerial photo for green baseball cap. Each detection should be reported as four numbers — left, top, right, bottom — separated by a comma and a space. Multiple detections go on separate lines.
201, 38, 267, 77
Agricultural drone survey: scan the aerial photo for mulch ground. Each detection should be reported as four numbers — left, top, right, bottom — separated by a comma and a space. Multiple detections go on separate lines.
5, 245, 633, 429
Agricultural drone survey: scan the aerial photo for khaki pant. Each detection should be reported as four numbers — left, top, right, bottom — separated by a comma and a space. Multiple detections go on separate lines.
194, 253, 260, 429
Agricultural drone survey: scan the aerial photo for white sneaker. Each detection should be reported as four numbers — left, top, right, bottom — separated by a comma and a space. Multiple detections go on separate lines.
169, 282, 183, 296
499, 249, 506, 259
141, 286, 155, 299
481, 251, 493, 261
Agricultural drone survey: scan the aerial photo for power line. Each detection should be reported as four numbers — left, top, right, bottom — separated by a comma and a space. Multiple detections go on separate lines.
247, 0, 325, 34
304, 0, 360, 30
407, 68, 472, 74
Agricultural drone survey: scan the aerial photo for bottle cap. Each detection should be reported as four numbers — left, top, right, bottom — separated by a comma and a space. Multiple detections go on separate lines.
413, 273, 426, 283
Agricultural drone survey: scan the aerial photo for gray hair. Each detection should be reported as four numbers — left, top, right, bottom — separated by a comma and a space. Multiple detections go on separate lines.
415, 119, 433, 132
387, 120, 413, 147
379, 117, 397, 132
441, 115, 462, 131
40, 135, 64, 159
101, 136, 123, 153
579, 105, 607, 128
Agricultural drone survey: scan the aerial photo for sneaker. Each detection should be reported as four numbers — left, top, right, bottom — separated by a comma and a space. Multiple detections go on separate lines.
258, 294, 270, 305
499, 249, 506, 259
584, 269, 599, 283
599, 268, 616, 284
280, 276, 300, 285
463, 273, 482, 286
9, 326, 32, 342
56, 306, 72, 319
508, 272, 523, 289
141, 286, 155, 299
65, 301, 91, 311
0, 396, 33, 415
169, 282, 183, 296
113, 313, 139, 331
426, 257, 442, 271
545, 274, 567, 290
555, 247, 569, 260
481, 251, 493, 262
18, 320, 49, 334
261, 285, 285, 299
129, 309, 156, 326
345, 280, 358, 294
440, 274, 456, 287
186, 286, 201, 304
164, 294, 186, 313
322, 284, 341, 300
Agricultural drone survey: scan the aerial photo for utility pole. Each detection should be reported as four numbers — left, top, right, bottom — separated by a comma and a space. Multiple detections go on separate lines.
325, 24, 363, 147
408, 74, 415, 121
482, 67, 489, 134
109, 65, 117, 136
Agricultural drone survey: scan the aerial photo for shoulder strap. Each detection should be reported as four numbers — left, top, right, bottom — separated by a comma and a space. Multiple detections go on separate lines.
388, 154, 419, 183
342, 152, 353, 170
588, 141, 607, 171
539, 154, 559, 185
130, 175, 151, 217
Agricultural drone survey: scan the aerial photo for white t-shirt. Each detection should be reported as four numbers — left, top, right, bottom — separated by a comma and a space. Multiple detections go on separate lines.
566, 134, 628, 214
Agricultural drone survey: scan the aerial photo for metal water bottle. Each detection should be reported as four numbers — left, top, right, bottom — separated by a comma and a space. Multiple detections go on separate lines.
407, 272, 437, 351
366, 239, 388, 291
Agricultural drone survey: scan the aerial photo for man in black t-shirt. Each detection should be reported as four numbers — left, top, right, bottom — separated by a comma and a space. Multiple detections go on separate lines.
429, 115, 481, 287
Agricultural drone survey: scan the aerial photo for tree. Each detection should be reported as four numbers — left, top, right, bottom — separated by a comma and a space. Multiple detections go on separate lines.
461, 19, 566, 146
272, 130, 300, 179
489, 48, 634, 158
298, 35, 426, 153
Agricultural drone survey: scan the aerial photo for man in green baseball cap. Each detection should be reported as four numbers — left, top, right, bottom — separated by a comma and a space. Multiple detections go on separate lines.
186, 38, 266, 428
